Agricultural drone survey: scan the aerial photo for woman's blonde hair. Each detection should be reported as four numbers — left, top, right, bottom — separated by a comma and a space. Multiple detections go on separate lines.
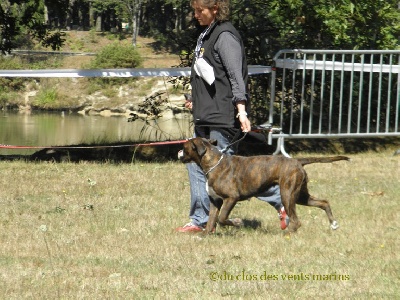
190, 0, 230, 22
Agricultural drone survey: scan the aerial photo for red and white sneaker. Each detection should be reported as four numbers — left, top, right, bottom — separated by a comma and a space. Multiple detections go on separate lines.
175, 222, 205, 233
279, 207, 289, 230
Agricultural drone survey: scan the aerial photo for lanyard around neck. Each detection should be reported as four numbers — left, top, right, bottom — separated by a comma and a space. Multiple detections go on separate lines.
195, 22, 215, 58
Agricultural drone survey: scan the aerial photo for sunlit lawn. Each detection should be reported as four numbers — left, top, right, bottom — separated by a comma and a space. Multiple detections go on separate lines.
0, 150, 399, 298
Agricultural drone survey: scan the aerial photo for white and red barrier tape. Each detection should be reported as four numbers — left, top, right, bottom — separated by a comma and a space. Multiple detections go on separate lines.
0, 66, 271, 78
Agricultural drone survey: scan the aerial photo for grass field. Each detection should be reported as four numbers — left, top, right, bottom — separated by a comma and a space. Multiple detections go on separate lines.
0, 150, 399, 299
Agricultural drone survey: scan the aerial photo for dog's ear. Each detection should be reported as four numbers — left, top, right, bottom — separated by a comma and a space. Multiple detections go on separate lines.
191, 138, 208, 157
209, 139, 218, 146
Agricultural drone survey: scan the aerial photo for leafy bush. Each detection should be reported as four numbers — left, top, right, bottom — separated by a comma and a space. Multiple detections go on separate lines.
90, 42, 143, 69
88, 42, 143, 88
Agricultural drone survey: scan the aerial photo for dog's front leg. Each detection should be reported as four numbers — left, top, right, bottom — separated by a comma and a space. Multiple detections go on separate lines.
205, 198, 221, 234
218, 199, 243, 227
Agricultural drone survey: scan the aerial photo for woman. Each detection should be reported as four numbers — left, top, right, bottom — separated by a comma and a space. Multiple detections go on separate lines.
176, 0, 288, 233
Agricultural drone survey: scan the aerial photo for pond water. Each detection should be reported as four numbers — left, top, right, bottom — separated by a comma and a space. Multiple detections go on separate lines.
0, 111, 193, 155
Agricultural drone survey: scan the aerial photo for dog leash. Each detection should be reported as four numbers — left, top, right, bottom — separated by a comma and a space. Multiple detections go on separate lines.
220, 131, 248, 154
206, 131, 247, 176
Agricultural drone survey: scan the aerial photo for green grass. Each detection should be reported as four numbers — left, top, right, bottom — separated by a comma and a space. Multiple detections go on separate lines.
33, 87, 58, 107
0, 150, 398, 298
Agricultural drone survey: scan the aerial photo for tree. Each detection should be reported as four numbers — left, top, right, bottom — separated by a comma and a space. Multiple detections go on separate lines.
0, 0, 65, 54
260, 0, 400, 51
163, 0, 190, 34
90, 0, 143, 46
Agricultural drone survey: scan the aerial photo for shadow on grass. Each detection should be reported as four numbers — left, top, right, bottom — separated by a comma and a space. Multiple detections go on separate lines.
242, 219, 263, 230
0, 137, 399, 163
210, 219, 267, 237
285, 137, 400, 154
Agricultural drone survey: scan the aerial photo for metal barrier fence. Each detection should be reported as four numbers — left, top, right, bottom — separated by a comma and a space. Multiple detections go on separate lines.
267, 49, 400, 156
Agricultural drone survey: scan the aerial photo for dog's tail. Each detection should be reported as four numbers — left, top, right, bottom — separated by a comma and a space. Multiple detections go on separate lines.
297, 155, 350, 166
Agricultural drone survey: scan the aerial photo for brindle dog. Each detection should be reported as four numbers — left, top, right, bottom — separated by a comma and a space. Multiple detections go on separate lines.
178, 137, 349, 234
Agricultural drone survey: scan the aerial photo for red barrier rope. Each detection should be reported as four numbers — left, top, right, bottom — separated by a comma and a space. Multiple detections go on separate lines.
0, 127, 271, 151
0, 139, 188, 150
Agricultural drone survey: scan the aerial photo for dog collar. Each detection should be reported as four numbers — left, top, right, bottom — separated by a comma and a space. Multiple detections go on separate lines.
205, 155, 224, 176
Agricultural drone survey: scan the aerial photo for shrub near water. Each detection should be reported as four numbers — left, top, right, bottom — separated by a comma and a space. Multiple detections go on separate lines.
87, 42, 144, 90
90, 42, 143, 69
33, 87, 58, 108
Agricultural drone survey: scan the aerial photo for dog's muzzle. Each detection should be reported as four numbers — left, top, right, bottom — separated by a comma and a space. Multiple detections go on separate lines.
177, 150, 184, 161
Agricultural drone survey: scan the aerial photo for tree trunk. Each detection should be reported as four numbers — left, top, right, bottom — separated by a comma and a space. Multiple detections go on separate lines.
174, 6, 179, 34
89, 2, 95, 28
66, 0, 75, 30
130, 0, 142, 47
96, 15, 102, 32
44, 3, 49, 25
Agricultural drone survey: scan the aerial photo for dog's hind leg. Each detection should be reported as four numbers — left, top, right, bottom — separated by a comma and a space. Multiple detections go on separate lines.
298, 192, 339, 230
284, 198, 301, 233
280, 186, 302, 232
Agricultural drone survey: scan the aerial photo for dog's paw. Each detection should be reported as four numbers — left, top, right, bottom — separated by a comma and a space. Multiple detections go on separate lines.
229, 218, 244, 227
330, 220, 339, 230
203, 226, 216, 235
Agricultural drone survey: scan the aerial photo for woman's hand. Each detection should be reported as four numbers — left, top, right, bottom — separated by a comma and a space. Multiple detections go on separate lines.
185, 100, 193, 110
239, 115, 251, 132
236, 100, 250, 132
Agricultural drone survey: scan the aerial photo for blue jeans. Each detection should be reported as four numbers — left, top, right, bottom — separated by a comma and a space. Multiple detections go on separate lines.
187, 127, 283, 227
